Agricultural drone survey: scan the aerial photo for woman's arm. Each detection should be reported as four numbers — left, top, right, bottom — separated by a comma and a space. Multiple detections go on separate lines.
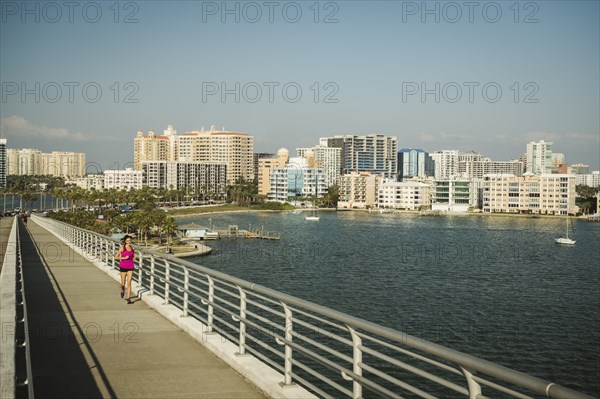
114, 247, 123, 260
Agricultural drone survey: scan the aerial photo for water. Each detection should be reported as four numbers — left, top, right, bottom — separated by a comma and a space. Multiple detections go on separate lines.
180, 211, 600, 396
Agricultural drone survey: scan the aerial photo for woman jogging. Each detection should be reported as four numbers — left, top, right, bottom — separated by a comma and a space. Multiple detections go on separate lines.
115, 235, 135, 304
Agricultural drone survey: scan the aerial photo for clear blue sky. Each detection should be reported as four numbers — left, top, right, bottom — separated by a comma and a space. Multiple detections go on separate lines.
1, 0, 599, 170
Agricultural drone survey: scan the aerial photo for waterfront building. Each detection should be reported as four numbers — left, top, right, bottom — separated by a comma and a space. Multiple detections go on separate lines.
319, 134, 397, 178
257, 149, 289, 196
526, 140, 553, 174
378, 180, 431, 210
297, 145, 342, 187
431, 178, 480, 213
142, 161, 227, 197
458, 159, 524, 179
551, 153, 566, 173
576, 171, 600, 188
134, 130, 171, 171
267, 157, 327, 202
482, 173, 576, 215
397, 148, 434, 180
104, 168, 143, 190
0, 139, 6, 187
338, 172, 382, 209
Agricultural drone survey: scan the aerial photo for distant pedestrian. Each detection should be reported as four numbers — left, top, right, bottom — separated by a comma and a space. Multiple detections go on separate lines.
22, 212, 27, 224
114, 235, 135, 304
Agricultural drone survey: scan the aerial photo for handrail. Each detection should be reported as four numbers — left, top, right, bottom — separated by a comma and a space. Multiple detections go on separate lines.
0, 217, 35, 399
31, 214, 597, 399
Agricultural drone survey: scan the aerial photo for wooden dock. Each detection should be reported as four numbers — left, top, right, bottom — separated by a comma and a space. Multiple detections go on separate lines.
216, 227, 280, 240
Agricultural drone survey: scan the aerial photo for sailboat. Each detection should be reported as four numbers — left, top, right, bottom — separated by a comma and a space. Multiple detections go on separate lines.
305, 175, 320, 221
555, 214, 576, 245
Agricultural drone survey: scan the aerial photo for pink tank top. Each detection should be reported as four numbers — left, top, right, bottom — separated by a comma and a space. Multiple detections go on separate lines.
119, 246, 135, 269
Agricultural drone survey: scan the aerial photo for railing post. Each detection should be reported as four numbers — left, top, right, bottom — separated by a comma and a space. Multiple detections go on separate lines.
150, 255, 155, 295
347, 326, 363, 399
164, 260, 170, 305
460, 366, 482, 399
207, 275, 214, 333
235, 286, 247, 356
137, 252, 143, 292
280, 303, 294, 386
182, 267, 189, 317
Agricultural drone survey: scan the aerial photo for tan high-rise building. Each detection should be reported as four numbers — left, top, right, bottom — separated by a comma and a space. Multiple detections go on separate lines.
134, 124, 254, 184
258, 148, 289, 195
134, 130, 171, 171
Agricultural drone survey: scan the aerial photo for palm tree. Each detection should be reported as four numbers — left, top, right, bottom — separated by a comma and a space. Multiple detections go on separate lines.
162, 216, 177, 247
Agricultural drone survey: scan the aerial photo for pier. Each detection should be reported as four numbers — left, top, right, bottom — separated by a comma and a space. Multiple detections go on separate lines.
1, 215, 596, 399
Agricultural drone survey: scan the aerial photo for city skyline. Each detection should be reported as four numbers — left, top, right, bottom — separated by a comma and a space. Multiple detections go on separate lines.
1, 1, 599, 168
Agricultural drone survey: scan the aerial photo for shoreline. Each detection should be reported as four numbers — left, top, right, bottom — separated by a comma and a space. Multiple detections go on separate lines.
169, 207, 592, 220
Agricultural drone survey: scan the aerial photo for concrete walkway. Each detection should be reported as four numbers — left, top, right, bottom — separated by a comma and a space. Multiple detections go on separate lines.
0, 216, 14, 273
19, 219, 268, 399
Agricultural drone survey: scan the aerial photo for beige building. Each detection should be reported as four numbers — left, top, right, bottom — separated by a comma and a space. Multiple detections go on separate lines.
483, 173, 576, 215
7, 148, 85, 177
134, 130, 171, 171
104, 168, 143, 190
459, 160, 524, 179
135, 124, 254, 184
257, 148, 289, 195
338, 172, 382, 209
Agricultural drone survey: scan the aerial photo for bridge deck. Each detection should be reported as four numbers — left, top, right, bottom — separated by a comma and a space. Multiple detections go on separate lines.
18, 219, 267, 399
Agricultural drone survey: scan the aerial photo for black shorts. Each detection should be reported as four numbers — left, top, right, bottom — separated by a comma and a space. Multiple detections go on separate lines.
119, 267, 134, 273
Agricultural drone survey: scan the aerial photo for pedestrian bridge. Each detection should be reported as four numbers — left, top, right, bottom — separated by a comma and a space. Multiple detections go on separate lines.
0, 215, 596, 399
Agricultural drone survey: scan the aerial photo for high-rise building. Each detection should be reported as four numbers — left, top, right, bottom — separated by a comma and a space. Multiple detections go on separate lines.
104, 168, 143, 190
297, 145, 342, 187
526, 140, 553, 174
0, 139, 6, 187
320, 134, 397, 178
6, 148, 85, 177
458, 159, 524, 179
254, 152, 275, 181
431, 178, 480, 213
430, 150, 460, 180
571, 164, 590, 175
257, 149, 288, 196
397, 148, 434, 180
134, 130, 171, 171
142, 161, 227, 196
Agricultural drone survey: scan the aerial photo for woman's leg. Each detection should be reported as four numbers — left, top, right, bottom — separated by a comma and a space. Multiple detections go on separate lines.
126, 270, 134, 301
120, 271, 126, 297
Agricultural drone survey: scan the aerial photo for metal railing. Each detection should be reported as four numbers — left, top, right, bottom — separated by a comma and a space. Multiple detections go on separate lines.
0, 217, 35, 399
31, 214, 595, 399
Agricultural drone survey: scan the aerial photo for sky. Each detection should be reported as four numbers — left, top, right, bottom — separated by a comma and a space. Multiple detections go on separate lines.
1, 0, 599, 171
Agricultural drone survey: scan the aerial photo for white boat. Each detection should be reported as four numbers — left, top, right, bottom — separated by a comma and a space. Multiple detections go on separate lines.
305, 215, 320, 221
555, 215, 575, 245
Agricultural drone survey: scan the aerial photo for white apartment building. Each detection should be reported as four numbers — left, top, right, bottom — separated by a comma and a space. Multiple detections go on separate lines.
576, 171, 600, 187
431, 178, 481, 213
297, 145, 342, 187
459, 159, 524, 179
268, 157, 327, 202
142, 161, 227, 196
526, 140, 553, 174
338, 172, 382, 209
430, 150, 460, 180
104, 168, 143, 190
7, 148, 42, 175
378, 180, 431, 210
70, 174, 105, 190
482, 173, 576, 215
